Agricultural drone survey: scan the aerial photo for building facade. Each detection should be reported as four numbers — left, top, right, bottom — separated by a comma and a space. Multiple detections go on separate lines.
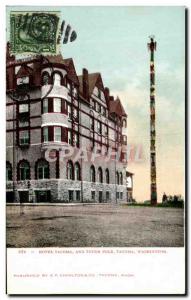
6, 45, 129, 203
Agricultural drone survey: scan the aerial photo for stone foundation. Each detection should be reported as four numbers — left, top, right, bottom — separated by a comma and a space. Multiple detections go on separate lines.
6, 179, 127, 203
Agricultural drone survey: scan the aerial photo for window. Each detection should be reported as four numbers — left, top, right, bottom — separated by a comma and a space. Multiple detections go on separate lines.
122, 135, 127, 143
68, 104, 72, 120
105, 125, 108, 136
73, 88, 78, 98
68, 190, 74, 202
54, 98, 61, 113
18, 161, 30, 180
53, 73, 61, 86
116, 171, 119, 185
100, 91, 105, 101
54, 127, 61, 142
97, 103, 101, 113
36, 160, 49, 179
67, 82, 71, 91
90, 165, 96, 182
19, 130, 29, 145
99, 191, 103, 203
19, 120, 29, 127
74, 162, 81, 180
105, 169, 109, 184
90, 117, 94, 131
42, 73, 49, 85
43, 98, 48, 113
106, 191, 110, 201
68, 130, 72, 145
17, 76, 29, 85
97, 121, 102, 134
122, 119, 127, 128
98, 167, 103, 183
120, 192, 123, 199
116, 192, 119, 199
91, 191, 95, 201
43, 127, 49, 142
74, 133, 79, 147
102, 107, 106, 116
120, 172, 123, 185
19, 104, 29, 113
94, 87, 98, 96
67, 161, 74, 180
73, 108, 78, 122
6, 162, 12, 181
76, 190, 80, 202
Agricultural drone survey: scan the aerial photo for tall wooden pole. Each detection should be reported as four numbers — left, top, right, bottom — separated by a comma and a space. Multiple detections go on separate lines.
148, 36, 157, 205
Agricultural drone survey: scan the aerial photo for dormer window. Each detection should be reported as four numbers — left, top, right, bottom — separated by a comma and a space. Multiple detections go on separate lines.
42, 73, 49, 85
17, 76, 29, 85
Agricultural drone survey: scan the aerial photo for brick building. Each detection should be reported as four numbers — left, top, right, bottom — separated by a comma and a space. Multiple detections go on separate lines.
6, 44, 129, 203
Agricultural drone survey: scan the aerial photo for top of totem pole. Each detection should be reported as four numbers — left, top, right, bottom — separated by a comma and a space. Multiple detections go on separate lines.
147, 35, 157, 51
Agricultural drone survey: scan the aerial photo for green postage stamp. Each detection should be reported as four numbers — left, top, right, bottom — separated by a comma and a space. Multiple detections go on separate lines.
10, 11, 60, 54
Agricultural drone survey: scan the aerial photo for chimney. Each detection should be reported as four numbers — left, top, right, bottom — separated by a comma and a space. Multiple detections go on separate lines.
104, 87, 110, 101
109, 96, 114, 102
83, 68, 89, 100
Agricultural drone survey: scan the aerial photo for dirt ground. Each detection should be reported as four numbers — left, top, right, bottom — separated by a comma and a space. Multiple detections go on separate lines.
6, 204, 184, 247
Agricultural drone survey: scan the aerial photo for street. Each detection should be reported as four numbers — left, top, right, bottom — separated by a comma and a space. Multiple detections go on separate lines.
6, 204, 184, 247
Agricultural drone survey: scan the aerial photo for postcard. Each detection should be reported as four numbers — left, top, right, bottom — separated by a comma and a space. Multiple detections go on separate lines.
6, 5, 186, 295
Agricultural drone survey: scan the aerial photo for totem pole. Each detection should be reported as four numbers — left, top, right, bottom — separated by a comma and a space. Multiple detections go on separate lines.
147, 36, 157, 205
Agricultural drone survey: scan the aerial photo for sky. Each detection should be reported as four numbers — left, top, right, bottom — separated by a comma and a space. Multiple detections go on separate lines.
6, 6, 185, 202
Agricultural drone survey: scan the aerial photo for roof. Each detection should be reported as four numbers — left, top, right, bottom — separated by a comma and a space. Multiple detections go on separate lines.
16, 65, 33, 78
45, 55, 79, 85
78, 72, 101, 96
44, 54, 64, 64
109, 97, 127, 117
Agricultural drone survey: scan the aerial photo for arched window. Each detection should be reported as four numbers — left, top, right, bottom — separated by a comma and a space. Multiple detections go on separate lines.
35, 159, 49, 179
122, 119, 127, 128
116, 171, 119, 185
67, 160, 74, 180
53, 73, 62, 86
42, 72, 49, 85
74, 162, 81, 180
98, 167, 103, 183
105, 168, 109, 184
6, 161, 12, 181
119, 172, 123, 185
18, 160, 30, 181
90, 165, 96, 182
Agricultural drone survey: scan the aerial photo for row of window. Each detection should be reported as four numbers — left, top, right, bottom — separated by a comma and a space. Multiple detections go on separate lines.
90, 99, 108, 117
16, 127, 124, 149
43, 98, 67, 114
6, 161, 123, 185
16, 103, 123, 141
